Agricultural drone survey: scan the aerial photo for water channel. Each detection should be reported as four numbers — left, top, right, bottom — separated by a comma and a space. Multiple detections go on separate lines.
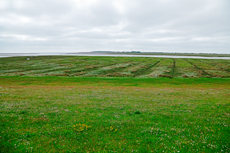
0, 53, 230, 60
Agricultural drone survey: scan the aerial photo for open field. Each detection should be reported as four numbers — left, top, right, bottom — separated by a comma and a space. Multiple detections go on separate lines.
0, 77, 230, 152
0, 56, 230, 78
1, 56, 230, 152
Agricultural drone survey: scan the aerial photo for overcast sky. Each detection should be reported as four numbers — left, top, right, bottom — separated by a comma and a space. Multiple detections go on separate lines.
0, 0, 230, 53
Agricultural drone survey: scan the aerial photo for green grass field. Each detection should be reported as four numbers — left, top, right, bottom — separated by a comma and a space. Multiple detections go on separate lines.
0, 56, 230, 152
0, 56, 230, 78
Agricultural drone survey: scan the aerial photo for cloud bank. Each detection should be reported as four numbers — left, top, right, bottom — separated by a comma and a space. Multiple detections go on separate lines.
0, 0, 230, 53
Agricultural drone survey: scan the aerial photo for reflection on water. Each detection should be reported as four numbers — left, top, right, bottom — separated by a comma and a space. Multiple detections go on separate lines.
0, 53, 230, 59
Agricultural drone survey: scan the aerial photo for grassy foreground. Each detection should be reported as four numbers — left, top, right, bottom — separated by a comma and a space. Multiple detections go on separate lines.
0, 76, 230, 152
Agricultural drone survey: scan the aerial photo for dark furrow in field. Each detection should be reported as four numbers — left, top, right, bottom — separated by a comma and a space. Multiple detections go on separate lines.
185, 60, 212, 77
171, 59, 176, 78
133, 61, 160, 77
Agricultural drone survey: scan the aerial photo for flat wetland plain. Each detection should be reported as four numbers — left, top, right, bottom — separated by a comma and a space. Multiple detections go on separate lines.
0, 56, 230, 152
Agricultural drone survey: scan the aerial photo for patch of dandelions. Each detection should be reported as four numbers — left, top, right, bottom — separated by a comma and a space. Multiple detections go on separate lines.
102, 126, 118, 132
73, 123, 92, 132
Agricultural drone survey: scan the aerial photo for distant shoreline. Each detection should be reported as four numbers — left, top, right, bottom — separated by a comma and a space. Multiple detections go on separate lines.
1, 52, 230, 59
68, 52, 230, 57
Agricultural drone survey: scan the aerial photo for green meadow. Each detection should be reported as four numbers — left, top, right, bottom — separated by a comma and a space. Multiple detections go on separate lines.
0, 56, 230, 152
0, 56, 230, 78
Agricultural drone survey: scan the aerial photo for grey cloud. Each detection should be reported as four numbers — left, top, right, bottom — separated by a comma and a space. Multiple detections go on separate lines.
0, 0, 229, 53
